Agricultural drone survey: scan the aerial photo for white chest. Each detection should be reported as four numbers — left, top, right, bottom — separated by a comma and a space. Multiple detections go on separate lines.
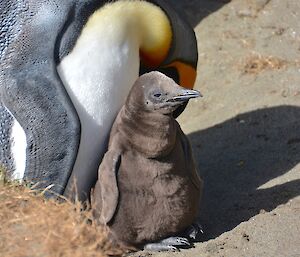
56, 22, 140, 197
57, 29, 140, 126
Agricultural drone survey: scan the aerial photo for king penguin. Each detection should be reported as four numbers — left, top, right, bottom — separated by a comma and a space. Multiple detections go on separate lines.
0, 0, 198, 201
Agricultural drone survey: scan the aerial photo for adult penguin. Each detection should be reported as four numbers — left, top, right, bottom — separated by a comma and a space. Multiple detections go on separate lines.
0, 0, 198, 201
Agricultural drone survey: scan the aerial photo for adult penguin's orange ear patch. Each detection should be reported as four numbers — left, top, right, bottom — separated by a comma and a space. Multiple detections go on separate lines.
164, 61, 197, 89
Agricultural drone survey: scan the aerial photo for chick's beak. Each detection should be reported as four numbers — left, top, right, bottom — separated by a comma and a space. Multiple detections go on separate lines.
167, 88, 202, 103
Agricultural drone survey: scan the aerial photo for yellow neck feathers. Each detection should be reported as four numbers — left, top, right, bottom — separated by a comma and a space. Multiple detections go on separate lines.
85, 0, 172, 68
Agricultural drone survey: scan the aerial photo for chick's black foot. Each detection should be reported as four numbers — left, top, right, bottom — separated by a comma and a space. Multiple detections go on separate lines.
144, 236, 190, 252
185, 222, 204, 240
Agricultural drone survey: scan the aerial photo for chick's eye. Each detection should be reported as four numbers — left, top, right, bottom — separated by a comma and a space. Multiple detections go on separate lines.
154, 93, 161, 98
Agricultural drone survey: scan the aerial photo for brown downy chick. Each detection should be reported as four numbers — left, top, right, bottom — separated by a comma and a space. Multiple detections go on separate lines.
92, 71, 203, 251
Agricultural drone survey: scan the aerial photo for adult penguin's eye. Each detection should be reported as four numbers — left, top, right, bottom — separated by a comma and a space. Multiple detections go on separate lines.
154, 93, 162, 98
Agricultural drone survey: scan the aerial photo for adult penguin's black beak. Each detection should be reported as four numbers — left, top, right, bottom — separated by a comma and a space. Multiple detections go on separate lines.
141, 0, 198, 117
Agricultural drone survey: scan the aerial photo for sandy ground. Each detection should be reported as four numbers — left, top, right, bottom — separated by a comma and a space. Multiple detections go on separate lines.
131, 0, 300, 256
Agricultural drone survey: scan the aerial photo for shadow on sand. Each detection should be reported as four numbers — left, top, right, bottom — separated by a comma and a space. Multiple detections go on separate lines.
188, 105, 300, 240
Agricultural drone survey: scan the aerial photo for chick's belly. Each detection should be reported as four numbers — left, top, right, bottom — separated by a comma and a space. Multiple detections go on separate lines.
138, 182, 199, 243
115, 179, 198, 244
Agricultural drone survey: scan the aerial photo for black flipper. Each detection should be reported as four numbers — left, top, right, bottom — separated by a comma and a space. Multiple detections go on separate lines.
0, 0, 80, 194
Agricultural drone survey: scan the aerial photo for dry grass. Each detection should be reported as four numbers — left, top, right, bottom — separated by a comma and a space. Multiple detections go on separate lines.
241, 54, 287, 74
0, 178, 125, 257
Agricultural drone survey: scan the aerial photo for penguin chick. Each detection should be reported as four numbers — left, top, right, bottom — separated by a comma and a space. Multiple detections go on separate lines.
92, 71, 203, 251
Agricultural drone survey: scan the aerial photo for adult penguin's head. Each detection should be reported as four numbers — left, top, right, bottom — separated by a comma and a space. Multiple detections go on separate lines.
139, 0, 198, 117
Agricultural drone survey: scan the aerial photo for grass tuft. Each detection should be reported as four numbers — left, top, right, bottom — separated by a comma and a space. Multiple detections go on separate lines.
0, 171, 125, 257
